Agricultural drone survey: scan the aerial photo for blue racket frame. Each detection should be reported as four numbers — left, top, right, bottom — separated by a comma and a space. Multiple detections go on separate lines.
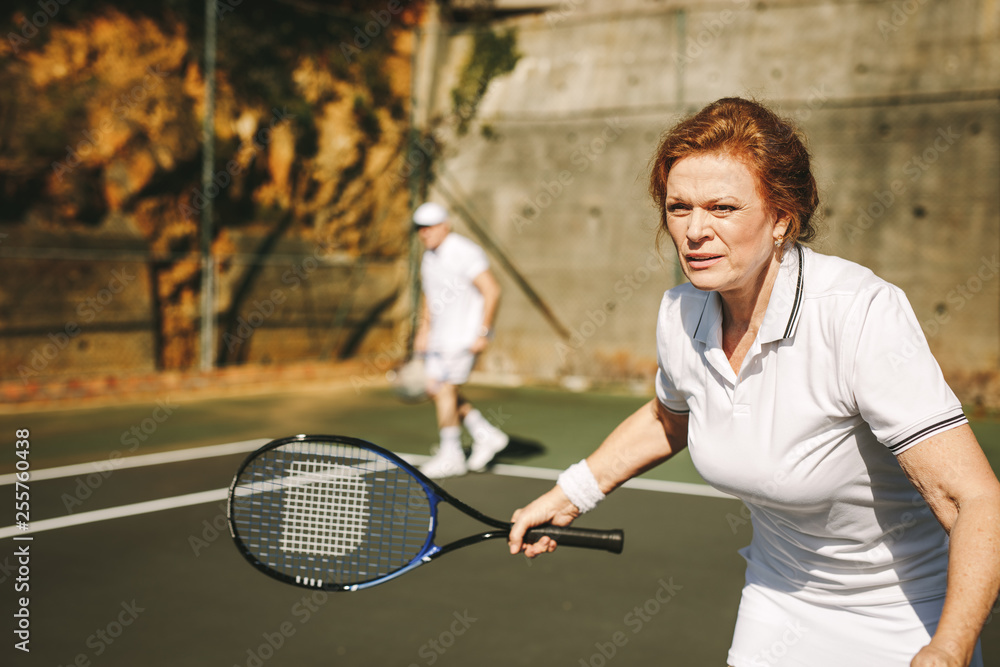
227, 434, 622, 591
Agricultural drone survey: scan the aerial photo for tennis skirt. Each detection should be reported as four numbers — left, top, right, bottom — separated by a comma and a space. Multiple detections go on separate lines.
727, 583, 984, 667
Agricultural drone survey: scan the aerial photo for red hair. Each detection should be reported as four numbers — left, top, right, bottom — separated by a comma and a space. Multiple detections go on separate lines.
649, 97, 819, 246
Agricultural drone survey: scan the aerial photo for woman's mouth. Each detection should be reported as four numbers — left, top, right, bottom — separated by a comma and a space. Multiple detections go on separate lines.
685, 253, 723, 269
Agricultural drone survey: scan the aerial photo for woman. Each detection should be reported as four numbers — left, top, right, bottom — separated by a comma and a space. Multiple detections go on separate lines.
508, 98, 1000, 667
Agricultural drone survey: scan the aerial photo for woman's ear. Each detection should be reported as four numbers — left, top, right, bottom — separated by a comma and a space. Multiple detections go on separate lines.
773, 212, 792, 243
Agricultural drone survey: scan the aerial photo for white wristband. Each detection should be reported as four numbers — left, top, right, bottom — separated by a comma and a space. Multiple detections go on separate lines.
557, 459, 605, 514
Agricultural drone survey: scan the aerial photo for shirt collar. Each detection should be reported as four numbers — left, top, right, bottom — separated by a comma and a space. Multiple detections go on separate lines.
759, 244, 805, 343
692, 244, 806, 346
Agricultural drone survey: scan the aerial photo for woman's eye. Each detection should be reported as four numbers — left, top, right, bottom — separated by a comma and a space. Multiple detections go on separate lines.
667, 204, 690, 214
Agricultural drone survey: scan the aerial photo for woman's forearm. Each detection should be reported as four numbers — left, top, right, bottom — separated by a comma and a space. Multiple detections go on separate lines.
899, 426, 1000, 665
926, 494, 1000, 664
587, 399, 688, 495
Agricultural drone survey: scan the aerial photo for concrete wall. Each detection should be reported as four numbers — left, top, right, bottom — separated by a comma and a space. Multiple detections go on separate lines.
420, 0, 1000, 403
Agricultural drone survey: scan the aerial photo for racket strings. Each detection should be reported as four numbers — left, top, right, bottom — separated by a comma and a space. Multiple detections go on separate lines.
279, 460, 370, 557
231, 440, 432, 587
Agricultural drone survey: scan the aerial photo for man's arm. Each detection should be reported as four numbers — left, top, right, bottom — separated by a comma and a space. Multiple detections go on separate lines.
413, 298, 431, 354
471, 269, 501, 353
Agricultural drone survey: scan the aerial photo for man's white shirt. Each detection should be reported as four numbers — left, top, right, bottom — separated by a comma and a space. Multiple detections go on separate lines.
421, 233, 489, 352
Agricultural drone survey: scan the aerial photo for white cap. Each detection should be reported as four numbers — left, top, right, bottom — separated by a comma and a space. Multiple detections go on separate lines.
413, 202, 449, 226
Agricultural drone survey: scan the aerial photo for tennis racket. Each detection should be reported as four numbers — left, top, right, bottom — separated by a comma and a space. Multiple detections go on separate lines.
227, 434, 624, 591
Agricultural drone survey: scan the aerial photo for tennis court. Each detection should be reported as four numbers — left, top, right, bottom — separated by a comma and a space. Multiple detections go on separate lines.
1, 382, 999, 666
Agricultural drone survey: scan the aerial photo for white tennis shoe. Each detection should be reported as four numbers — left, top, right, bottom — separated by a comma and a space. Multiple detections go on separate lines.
420, 448, 468, 479
467, 431, 509, 472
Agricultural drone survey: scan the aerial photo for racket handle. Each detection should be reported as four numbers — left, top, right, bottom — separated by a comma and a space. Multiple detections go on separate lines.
523, 525, 624, 554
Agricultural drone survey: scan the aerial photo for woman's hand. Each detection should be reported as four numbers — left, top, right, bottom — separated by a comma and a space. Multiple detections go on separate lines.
911, 642, 967, 667
508, 485, 580, 558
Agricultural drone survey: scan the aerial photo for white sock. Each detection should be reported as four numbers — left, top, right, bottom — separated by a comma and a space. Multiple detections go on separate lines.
439, 426, 463, 456
463, 409, 500, 441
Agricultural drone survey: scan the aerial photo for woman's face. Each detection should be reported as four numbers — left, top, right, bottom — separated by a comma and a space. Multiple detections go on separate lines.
664, 152, 788, 302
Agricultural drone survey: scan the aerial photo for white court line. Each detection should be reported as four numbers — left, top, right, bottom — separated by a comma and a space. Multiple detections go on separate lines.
0, 438, 272, 486
0, 448, 734, 539
0, 488, 229, 539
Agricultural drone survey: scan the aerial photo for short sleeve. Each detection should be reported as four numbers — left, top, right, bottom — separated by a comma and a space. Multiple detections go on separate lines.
460, 241, 489, 281
655, 293, 691, 415
846, 284, 967, 455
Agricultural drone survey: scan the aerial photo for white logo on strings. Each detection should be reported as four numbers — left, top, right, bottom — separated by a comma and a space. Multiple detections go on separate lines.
280, 460, 369, 557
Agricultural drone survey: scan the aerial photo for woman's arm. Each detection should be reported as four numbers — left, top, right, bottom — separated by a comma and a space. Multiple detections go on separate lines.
897, 424, 1000, 667
508, 399, 689, 558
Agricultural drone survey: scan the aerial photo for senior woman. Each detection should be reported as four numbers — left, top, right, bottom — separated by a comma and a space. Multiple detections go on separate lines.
508, 98, 1000, 667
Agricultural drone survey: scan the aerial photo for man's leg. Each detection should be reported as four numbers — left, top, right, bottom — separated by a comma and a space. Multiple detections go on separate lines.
436, 383, 462, 429
420, 381, 468, 479
459, 391, 509, 472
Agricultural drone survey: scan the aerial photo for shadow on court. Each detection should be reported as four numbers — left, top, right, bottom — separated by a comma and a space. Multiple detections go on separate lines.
491, 435, 547, 466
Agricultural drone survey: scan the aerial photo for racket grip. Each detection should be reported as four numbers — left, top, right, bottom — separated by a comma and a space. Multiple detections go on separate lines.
524, 525, 624, 554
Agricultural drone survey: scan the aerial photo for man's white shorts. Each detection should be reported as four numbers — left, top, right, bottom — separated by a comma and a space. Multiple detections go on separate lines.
424, 349, 476, 387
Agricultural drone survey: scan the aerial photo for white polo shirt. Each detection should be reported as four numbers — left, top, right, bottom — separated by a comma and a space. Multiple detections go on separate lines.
421, 233, 489, 353
655, 245, 966, 605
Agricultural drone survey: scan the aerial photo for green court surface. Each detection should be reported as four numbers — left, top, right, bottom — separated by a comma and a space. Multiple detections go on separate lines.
0, 383, 998, 666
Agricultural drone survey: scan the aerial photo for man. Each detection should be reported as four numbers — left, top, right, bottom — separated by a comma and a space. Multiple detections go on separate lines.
412, 201, 509, 478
